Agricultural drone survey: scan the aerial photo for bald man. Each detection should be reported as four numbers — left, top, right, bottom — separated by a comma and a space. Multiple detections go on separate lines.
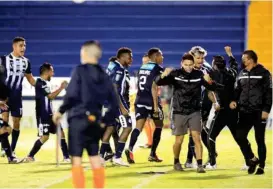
53, 40, 119, 188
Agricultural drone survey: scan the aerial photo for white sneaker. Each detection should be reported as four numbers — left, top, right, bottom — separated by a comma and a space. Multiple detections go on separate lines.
1, 150, 6, 157
184, 162, 197, 168
63, 158, 71, 163
112, 157, 130, 167
9, 157, 24, 164
206, 163, 217, 170
241, 164, 249, 170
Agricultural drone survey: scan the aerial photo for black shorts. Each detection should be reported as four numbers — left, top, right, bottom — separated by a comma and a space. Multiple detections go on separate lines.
36, 115, 58, 136
0, 92, 23, 118
0, 119, 10, 132
104, 112, 132, 129
135, 105, 164, 121
68, 116, 103, 157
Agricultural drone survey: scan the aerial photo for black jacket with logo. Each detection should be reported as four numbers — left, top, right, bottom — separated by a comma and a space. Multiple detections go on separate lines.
234, 64, 272, 113
155, 68, 221, 115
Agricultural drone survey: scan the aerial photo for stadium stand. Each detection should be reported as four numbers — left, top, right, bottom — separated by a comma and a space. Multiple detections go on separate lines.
0, 1, 248, 76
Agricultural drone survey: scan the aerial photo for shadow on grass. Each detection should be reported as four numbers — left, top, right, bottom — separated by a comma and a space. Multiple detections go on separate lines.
173, 173, 249, 180
28, 167, 70, 173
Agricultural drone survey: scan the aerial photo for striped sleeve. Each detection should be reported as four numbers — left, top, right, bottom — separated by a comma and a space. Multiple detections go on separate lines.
25, 59, 32, 74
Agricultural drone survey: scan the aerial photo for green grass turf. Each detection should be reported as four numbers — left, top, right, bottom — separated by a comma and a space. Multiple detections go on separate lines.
0, 128, 271, 188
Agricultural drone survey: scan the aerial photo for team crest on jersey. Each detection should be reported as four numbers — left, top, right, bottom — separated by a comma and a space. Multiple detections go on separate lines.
115, 74, 122, 81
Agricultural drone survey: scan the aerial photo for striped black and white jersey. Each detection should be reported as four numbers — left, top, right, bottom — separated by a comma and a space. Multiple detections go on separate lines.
0, 53, 31, 93
35, 78, 53, 119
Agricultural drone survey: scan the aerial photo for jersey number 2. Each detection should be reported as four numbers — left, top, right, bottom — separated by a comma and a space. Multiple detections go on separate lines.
139, 76, 147, 91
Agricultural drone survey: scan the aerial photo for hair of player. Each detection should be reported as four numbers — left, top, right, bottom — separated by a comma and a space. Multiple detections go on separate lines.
147, 48, 160, 58
40, 62, 52, 75
82, 40, 101, 48
213, 55, 226, 69
143, 54, 149, 58
190, 46, 207, 57
116, 47, 132, 59
109, 56, 117, 62
13, 37, 25, 44
243, 50, 258, 63
182, 53, 194, 62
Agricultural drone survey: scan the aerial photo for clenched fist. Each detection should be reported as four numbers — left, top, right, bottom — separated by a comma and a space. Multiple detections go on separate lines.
229, 101, 237, 109
224, 46, 233, 57
61, 81, 68, 89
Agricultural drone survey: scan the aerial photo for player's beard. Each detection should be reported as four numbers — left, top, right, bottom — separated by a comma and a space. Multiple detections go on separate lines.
20, 51, 25, 57
241, 61, 246, 69
48, 76, 52, 81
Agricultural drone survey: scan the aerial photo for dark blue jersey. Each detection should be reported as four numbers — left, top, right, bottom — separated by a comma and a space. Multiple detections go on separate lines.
106, 61, 130, 110
0, 53, 31, 94
35, 78, 52, 118
135, 62, 163, 109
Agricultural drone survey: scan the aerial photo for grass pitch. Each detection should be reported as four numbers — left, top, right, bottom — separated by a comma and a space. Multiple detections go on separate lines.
0, 128, 271, 188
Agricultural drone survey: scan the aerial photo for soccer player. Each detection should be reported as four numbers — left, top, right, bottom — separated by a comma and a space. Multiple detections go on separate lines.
155, 53, 222, 173
230, 50, 272, 175
0, 37, 36, 156
23, 63, 70, 162
141, 54, 155, 149
206, 46, 249, 169
0, 65, 22, 164
53, 40, 119, 188
100, 47, 133, 166
184, 46, 215, 168
125, 48, 164, 164
100, 56, 119, 162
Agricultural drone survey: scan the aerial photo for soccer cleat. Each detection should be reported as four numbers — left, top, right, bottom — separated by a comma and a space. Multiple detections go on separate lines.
205, 163, 217, 170
104, 152, 114, 162
174, 163, 184, 171
184, 162, 196, 168
148, 155, 163, 162
139, 144, 152, 149
23, 156, 35, 163
125, 149, 135, 164
1, 150, 6, 157
12, 152, 17, 158
241, 164, 249, 171
112, 157, 130, 167
248, 158, 259, 174
255, 167, 264, 175
197, 166, 206, 173
63, 158, 71, 163
8, 157, 24, 164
